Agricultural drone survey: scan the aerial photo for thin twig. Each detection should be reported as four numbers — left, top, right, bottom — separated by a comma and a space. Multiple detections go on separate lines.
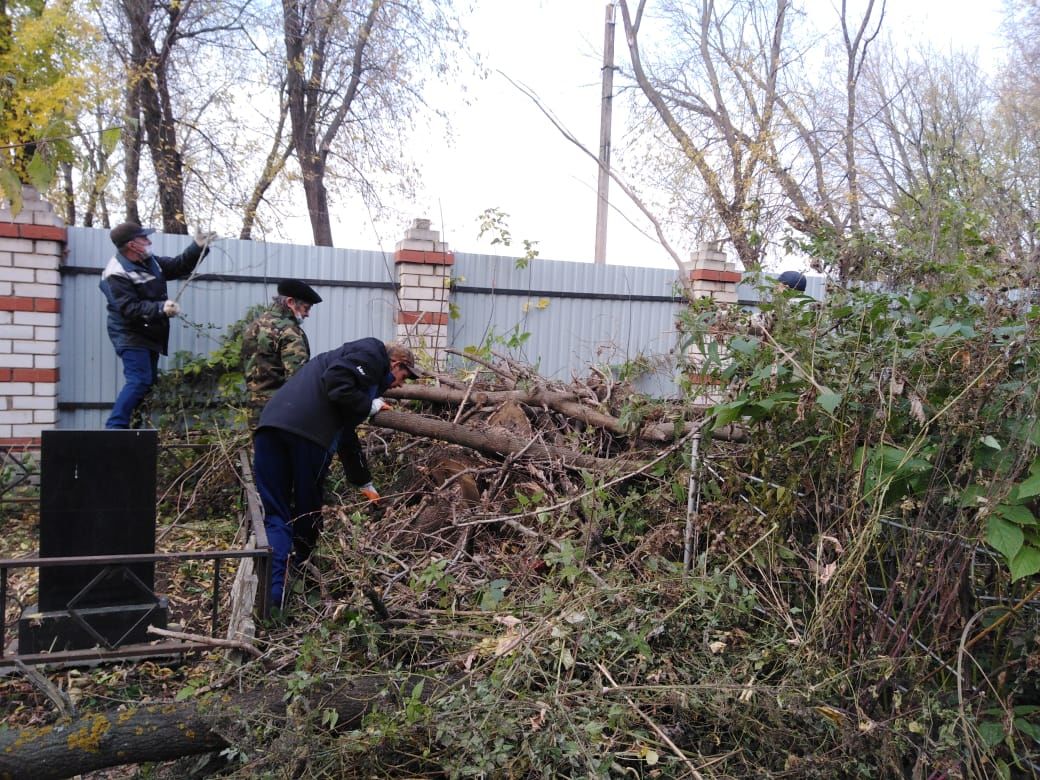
596, 662, 704, 778
14, 659, 76, 719
146, 625, 263, 659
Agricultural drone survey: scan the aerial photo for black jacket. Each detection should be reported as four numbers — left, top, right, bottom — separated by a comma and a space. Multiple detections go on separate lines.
257, 338, 393, 485
98, 242, 205, 355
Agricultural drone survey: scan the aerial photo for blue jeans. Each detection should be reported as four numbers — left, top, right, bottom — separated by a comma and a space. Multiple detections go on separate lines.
253, 427, 333, 607
106, 348, 159, 429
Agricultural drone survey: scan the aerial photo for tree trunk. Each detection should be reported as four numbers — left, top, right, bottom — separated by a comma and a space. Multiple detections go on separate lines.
124, 0, 187, 234
61, 161, 75, 225
122, 83, 142, 225
282, 0, 381, 247
299, 150, 333, 246
0, 674, 442, 780
384, 383, 752, 443
240, 100, 294, 240
371, 409, 632, 472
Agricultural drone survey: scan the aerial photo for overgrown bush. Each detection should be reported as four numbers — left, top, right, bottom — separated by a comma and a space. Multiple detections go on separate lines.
678, 265, 1040, 776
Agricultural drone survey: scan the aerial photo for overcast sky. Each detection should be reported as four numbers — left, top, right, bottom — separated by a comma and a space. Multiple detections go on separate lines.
322, 0, 1007, 271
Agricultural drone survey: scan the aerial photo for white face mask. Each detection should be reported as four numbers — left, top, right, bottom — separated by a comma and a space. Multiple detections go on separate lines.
125, 237, 152, 262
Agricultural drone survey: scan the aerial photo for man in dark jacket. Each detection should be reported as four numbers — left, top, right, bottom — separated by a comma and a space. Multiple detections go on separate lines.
99, 221, 216, 429
253, 338, 419, 607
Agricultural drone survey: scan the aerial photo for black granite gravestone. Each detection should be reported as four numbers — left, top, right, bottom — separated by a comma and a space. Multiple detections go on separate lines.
18, 429, 169, 653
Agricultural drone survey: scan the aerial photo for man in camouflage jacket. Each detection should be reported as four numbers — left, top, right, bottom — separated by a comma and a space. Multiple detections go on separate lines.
241, 279, 322, 424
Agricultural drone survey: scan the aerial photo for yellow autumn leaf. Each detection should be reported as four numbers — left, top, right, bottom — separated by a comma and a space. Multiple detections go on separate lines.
814, 705, 845, 725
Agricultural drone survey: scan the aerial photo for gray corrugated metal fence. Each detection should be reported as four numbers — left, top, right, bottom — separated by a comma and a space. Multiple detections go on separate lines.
61, 227, 398, 429
450, 252, 686, 396
59, 226, 825, 428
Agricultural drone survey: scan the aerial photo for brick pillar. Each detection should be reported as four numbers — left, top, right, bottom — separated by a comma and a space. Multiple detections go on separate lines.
0, 186, 64, 448
682, 241, 740, 406
394, 218, 452, 367
685, 241, 739, 303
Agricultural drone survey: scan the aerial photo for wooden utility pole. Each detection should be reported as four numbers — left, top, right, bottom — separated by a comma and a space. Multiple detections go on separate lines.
594, 3, 616, 264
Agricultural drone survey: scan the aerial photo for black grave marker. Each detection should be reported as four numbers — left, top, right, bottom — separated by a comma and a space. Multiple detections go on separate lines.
18, 429, 168, 653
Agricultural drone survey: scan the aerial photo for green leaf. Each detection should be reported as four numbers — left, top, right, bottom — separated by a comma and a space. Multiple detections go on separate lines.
986, 515, 1024, 561
928, 319, 960, 338
1014, 717, 1040, 741
728, 336, 760, 356
0, 166, 23, 216
817, 392, 842, 414
479, 578, 510, 610
977, 720, 1005, 748
957, 484, 990, 508
101, 126, 122, 156
996, 504, 1037, 526
712, 400, 746, 428
1010, 545, 1040, 582
26, 149, 54, 191
1018, 471, 1040, 500
980, 435, 1001, 451
174, 685, 196, 702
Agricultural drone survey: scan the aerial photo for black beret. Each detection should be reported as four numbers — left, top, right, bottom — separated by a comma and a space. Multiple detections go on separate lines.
110, 222, 155, 247
777, 270, 807, 292
277, 279, 322, 304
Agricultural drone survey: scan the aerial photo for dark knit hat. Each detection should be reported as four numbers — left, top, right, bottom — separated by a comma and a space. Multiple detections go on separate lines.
777, 270, 807, 292
277, 279, 322, 304
110, 222, 155, 247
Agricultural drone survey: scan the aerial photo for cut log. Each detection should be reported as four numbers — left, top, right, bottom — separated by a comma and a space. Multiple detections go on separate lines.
0, 674, 443, 780
370, 409, 631, 471
386, 386, 744, 443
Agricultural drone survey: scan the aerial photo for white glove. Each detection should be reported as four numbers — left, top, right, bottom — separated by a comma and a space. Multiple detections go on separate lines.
369, 398, 387, 416
162, 300, 180, 317
194, 228, 218, 247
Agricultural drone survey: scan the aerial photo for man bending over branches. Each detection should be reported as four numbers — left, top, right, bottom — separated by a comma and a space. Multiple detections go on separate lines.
252, 338, 420, 609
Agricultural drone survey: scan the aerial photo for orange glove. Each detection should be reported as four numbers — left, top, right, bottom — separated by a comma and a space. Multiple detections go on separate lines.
360, 483, 381, 504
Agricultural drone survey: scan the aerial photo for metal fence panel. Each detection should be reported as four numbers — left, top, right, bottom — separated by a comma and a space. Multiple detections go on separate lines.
451, 253, 685, 396
60, 227, 397, 429
59, 229, 829, 426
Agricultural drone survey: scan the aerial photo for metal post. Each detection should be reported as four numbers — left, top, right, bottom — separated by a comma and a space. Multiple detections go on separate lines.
1, 567, 6, 655
594, 3, 616, 264
211, 558, 222, 636
683, 433, 702, 574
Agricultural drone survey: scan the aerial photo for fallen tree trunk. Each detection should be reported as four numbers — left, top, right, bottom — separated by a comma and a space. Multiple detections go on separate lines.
370, 409, 632, 471
0, 674, 443, 780
387, 383, 630, 433
385, 384, 744, 443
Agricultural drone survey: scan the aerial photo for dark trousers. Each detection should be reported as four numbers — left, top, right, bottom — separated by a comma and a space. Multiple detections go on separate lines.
106, 347, 158, 429
253, 427, 333, 606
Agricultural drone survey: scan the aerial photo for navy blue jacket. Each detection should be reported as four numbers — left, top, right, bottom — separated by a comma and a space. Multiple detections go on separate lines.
257, 338, 393, 486
99, 242, 205, 355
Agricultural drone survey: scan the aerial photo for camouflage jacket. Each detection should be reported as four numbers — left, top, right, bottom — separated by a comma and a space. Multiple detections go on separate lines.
241, 303, 311, 407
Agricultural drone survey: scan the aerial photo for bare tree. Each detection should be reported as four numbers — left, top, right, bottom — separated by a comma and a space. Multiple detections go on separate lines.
616, 0, 793, 270
616, 0, 889, 279
278, 0, 465, 246
97, 0, 250, 232
857, 44, 1005, 284
987, 0, 1040, 276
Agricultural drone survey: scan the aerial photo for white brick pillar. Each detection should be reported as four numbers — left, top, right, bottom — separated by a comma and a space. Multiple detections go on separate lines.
0, 186, 64, 448
684, 241, 739, 303
394, 218, 452, 367
681, 241, 740, 406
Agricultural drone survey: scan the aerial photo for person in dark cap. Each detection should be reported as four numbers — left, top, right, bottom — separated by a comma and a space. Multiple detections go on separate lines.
777, 270, 808, 292
100, 221, 217, 429
252, 338, 420, 608
240, 279, 323, 425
